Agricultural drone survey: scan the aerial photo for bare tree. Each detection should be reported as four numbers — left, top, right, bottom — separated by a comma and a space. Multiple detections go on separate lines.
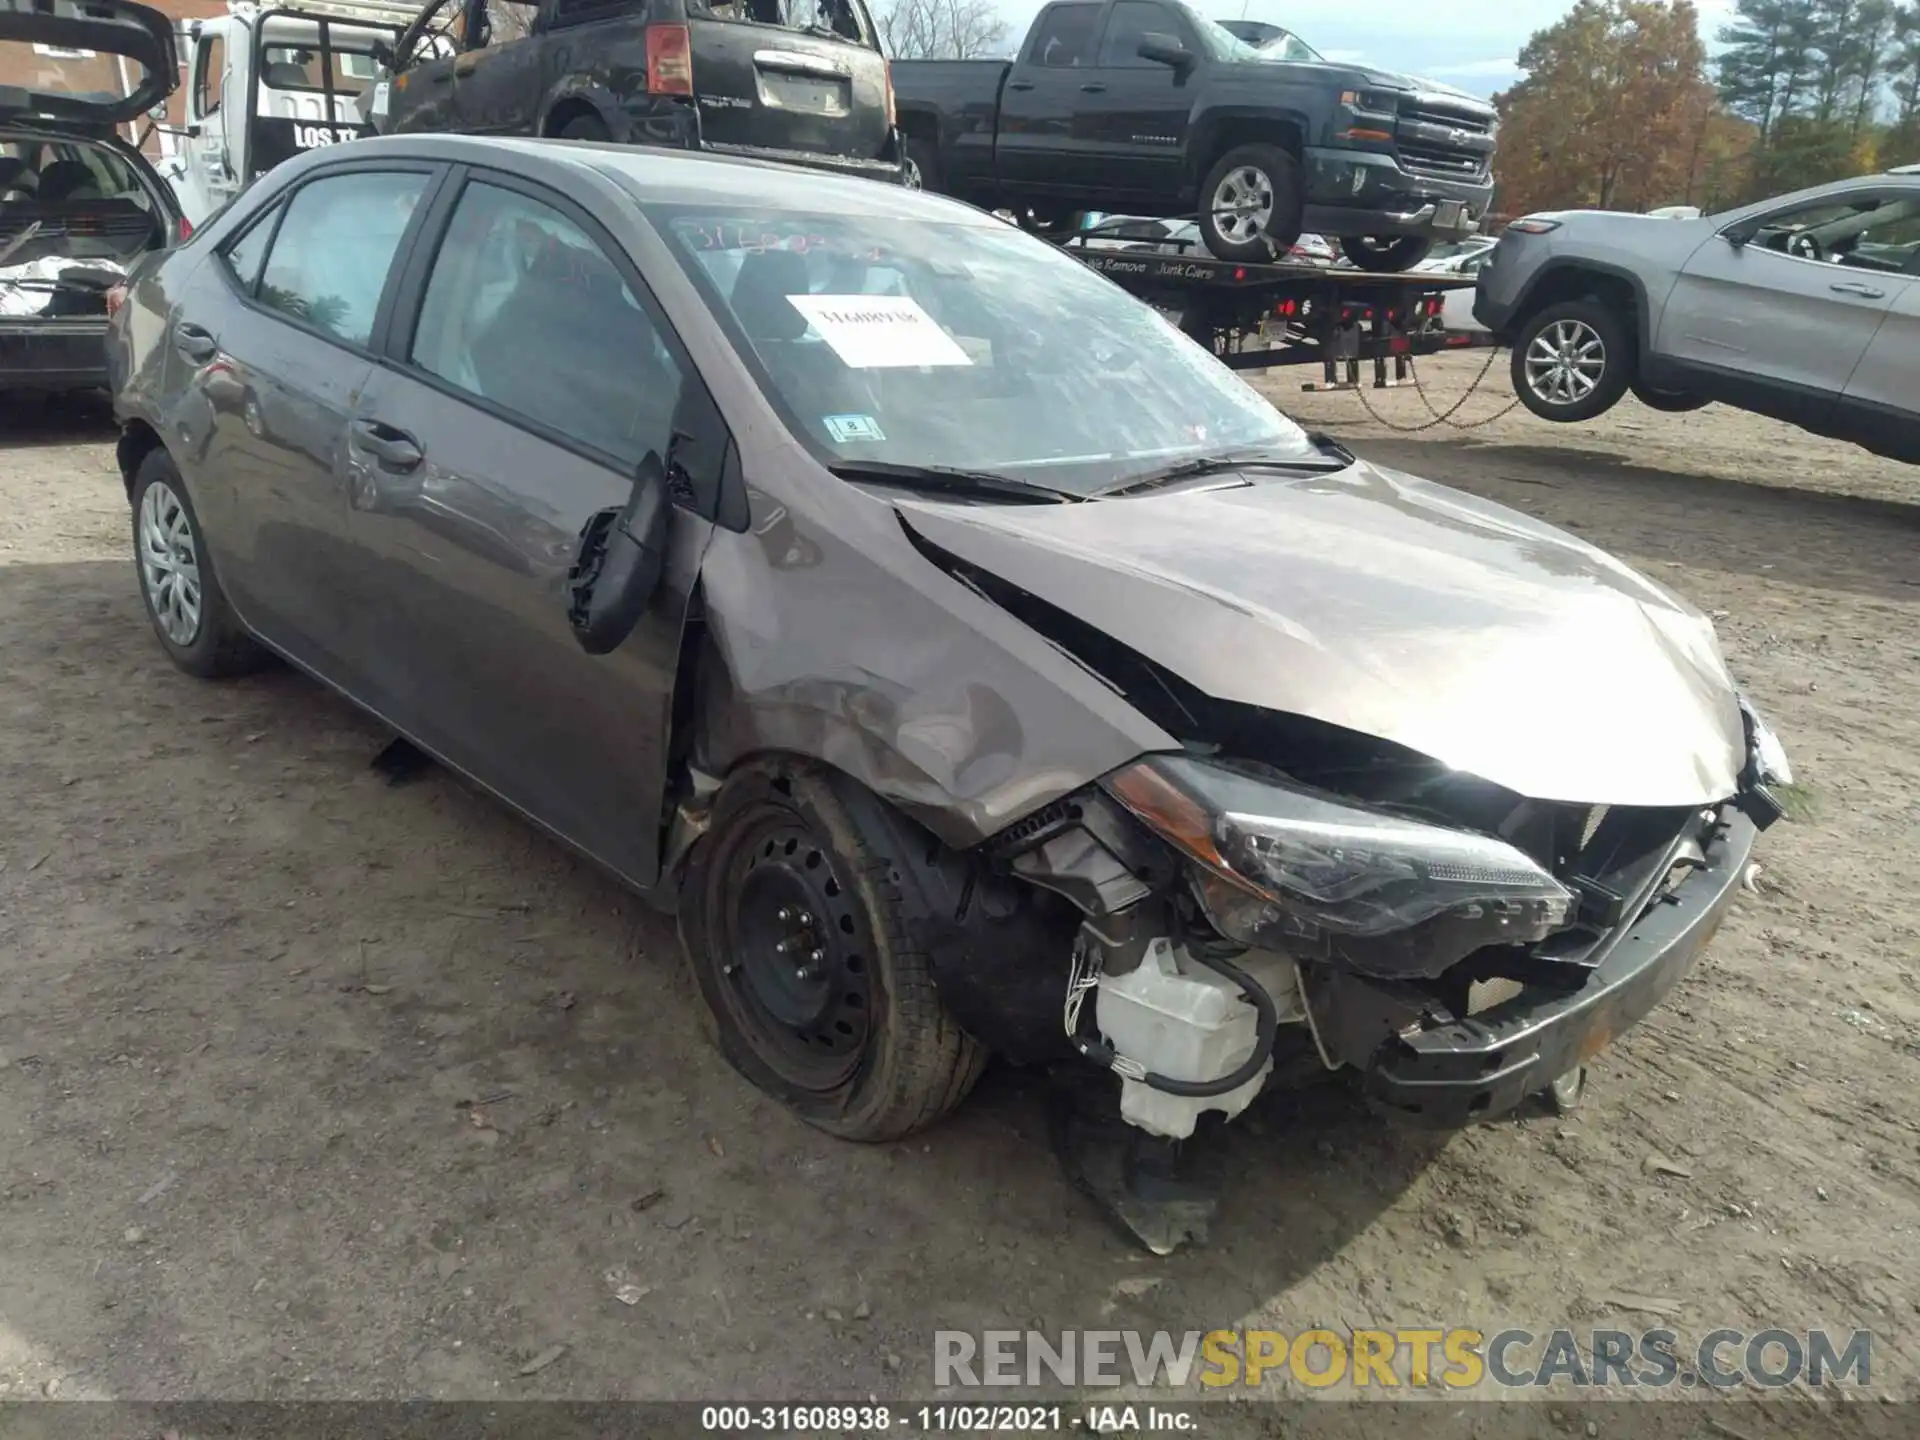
872, 0, 1009, 58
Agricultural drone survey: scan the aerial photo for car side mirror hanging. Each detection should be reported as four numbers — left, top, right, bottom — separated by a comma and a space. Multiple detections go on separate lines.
567, 451, 670, 655
1722, 222, 1754, 249
1136, 33, 1192, 70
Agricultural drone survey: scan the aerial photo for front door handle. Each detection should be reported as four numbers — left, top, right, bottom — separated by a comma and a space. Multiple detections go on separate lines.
174, 322, 218, 363
350, 418, 423, 471
1830, 281, 1886, 298
1079, 82, 1106, 93
1007, 79, 1034, 91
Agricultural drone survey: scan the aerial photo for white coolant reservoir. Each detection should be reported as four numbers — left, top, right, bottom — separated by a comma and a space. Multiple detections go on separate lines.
1095, 938, 1290, 1140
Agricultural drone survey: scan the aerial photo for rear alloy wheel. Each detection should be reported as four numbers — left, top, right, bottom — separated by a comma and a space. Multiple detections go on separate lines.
1510, 298, 1634, 423
1338, 235, 1433, 272
1198, 144, 1304, 263
679, 760, 985, 1141
130, 449, 267, 679
902, 133, 940, 191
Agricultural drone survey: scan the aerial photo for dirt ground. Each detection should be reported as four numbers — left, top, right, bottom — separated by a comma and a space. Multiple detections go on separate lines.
1, 355, 1917, 1430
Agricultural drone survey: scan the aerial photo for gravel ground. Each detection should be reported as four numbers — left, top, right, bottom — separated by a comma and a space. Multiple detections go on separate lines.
1, 362, 1916, 1436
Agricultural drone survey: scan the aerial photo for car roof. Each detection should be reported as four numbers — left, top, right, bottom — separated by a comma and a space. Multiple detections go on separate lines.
320, 133, 998, 223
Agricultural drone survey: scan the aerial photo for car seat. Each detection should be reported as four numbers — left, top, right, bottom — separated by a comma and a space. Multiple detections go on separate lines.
34, 160, 102, 202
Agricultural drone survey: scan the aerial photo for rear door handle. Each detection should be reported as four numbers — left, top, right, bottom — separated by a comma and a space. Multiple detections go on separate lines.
174, 322, 218, 363
1079, 82, 1106, 92
1007, 79, 1034, 90
1830, 281, 1886, 298
350, 418, 424, 471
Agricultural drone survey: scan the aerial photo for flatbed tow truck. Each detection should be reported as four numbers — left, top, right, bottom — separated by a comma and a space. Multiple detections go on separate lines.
1055, 226, 1493, 392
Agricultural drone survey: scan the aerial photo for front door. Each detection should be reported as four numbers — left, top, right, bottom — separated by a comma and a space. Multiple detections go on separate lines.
171, 164, 440, 684
185, 26, 241, 220
1077, 0, 1194, 199
344, 169, 719, 886
993, 1, 1105, 197
1657, 189, 1912, 428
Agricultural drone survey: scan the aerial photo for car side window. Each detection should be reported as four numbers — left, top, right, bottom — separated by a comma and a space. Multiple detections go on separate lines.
1748, 194, 1920, 270
1097, 1, 1184, 66
194, 33, 225, 118
220, 200, 282, 293
407, 180, 684, 470
254, 171, 429, 346
1031, 3, 1100, 67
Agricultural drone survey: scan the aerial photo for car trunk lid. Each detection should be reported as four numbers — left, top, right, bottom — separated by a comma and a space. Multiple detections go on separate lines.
0, 0, 178, 127
685, 8, 889, 164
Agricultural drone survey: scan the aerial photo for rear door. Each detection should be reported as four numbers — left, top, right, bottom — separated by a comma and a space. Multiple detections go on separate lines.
683, 0, 890, 165
342, 165, 724, 886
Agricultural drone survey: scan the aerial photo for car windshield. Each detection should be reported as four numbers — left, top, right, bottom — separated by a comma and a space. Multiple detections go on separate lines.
650, 205, 1319, 496
1254, 28, 1320, 61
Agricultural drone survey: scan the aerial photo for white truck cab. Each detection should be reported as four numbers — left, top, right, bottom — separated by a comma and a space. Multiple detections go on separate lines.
164, 0, 415, 226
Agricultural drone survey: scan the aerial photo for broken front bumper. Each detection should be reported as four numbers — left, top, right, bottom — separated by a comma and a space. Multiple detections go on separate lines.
1301, 808, 1757, 1128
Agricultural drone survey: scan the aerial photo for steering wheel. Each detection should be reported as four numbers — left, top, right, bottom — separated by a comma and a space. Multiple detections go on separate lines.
1788, 231, 1824, 262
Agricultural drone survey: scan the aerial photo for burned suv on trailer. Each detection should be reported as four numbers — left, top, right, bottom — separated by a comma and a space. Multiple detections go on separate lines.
2, 0, 187, 392
382, 0, 904, 183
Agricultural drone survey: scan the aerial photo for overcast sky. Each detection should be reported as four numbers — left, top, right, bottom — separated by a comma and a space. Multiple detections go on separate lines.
991, 0, 1740, 96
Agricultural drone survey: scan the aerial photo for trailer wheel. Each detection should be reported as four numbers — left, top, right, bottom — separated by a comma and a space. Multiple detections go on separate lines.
1510, 298, 1635, 423
902, 133, 941, 191
1198, 144, 1304, 264
1339, 235, 1433, 272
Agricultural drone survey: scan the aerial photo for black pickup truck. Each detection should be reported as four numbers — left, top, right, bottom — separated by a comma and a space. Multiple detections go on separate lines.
893, 0, 1497, 270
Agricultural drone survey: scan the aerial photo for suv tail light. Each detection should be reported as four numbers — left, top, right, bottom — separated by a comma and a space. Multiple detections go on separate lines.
178, 215, 193, 242
646, 24, 693, 97
883, 59, 896, 129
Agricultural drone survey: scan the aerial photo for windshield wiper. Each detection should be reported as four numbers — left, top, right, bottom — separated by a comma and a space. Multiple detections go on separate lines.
828, 460, 1083, 505
1093, 447, 1350, 497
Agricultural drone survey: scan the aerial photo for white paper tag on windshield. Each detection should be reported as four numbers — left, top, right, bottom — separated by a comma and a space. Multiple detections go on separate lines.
786, 294, 973, 369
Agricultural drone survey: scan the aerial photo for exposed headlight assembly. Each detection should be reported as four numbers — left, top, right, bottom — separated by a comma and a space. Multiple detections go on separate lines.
1105, 755, 1577, 979
1738, 694, 1792, 787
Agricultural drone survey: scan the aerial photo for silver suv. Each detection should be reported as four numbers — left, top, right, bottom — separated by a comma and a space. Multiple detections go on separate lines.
1474, 169, 1920, 461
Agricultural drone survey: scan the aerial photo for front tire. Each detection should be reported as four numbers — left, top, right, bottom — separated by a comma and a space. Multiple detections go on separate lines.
557, 113, 611, 142
130, 449, 267, 679
679, 760, 986, 1142
1338, 235, 1433, 272
1198, 144, 1304, 263
1510, 298, 1635, 423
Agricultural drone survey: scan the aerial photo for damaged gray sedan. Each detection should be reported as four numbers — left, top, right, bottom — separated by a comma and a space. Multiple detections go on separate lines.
109, 135, 1790, 1239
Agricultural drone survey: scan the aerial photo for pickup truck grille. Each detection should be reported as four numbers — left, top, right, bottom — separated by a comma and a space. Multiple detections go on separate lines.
1395, 98, 1495, 182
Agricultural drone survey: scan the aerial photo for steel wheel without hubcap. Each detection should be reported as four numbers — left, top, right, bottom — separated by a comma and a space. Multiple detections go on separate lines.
1210, 165, 1273, 248
1524, 318, 1607, 406
717, 817, 873, 1090
138, 478, 202, 647
901, 155, 922, 190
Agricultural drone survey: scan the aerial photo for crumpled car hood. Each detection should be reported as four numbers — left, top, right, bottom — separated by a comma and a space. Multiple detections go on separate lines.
896, 461, 1745, 809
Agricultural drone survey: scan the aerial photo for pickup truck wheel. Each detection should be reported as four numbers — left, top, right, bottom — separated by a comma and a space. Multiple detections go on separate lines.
678, 758, 987, 1142
902, 134, 940, 191
1339, 235, 1433, 272
1199, 144, 1304, 263
1630, 382, 1710, 413
1510, 298, 1634, 423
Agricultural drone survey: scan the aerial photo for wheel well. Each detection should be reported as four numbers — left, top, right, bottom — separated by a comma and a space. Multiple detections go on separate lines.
1515, 267, 1641, 347
1197, 118, 1305, 180
116, 420, 164, 498
897, 108, 937, 143
542, 99, 603, 137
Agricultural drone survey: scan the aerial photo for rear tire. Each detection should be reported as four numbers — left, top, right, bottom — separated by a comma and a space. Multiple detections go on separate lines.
557, 113, 611, 142
1198, 144, 1304, 263
1510, 298, 1635, 423
1630, 382, 1709, 413
678, 759, 986, 1142
129, 448, 267, 680
902, 132, 941, 192
1339, 235, 1434, 272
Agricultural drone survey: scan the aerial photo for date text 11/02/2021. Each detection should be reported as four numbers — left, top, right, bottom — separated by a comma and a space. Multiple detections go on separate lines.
699, 1405, 1194, 1432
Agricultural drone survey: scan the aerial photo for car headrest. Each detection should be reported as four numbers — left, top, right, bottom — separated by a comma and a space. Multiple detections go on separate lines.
729, 249, 812, 342
34, 160, 100, 202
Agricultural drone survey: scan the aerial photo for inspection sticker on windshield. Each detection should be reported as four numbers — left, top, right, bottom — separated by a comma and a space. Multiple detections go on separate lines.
823, 414, 886, 443
786, 294, 973, 369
